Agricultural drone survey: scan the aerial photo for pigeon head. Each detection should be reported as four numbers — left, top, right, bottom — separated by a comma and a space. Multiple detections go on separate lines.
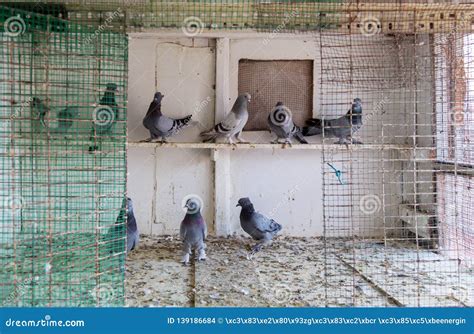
184, 197, 202, 214
126, 197, 133, 213
236, 197, 253, 208
106, 83, 118, 91
353, 98, 362, 108
352, 98, 362, 114
154, 92, 164, 103
236, 93, 251, 105
244, 93, 251, 104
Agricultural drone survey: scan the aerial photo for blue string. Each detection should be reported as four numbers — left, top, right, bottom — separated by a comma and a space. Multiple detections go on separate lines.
327, 163, 344, 185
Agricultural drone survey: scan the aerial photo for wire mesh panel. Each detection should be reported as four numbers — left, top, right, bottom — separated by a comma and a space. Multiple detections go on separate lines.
0, 6, 128, 306
317, 21, 473, 306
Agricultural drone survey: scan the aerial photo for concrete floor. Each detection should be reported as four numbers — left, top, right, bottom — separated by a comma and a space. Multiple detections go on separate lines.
125, 235, 473, 307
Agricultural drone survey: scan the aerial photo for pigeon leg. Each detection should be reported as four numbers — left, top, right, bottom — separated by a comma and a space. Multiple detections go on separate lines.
181, 243, 191, 265
235, 132, 248, 144
158, 136, 168, 143
197, 247, 207, 262
283, 138, 293, 148
227, 137, 237, 147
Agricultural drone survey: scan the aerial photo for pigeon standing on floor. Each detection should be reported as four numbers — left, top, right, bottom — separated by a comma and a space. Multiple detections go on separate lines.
267, 102, 308, 144
108, 197, 139, 255
142, 92, 192, 143
89, 83, 119, 151
31, 97, 79, 134
180, 197, 207, 265
236, 197, 282, 254
302, 98, 363, 145
200, 93, 251, 144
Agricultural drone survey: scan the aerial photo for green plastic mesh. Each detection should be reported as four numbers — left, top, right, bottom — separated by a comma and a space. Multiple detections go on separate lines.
0, 5, 128, 306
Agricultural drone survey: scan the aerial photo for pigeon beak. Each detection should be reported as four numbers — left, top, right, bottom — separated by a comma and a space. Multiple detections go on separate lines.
236, 203, 240, 207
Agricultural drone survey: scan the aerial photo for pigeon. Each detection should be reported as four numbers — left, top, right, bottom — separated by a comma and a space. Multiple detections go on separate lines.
267, 102, 308, 144
302, 98, 363, 145
236, 197, 282, 254
180, 197, 207, 265
31, 97, 79, 134
108, 197, 139, 255
89, 83, 119, 151
200, 93, 251, 144
142, 92, 192, 143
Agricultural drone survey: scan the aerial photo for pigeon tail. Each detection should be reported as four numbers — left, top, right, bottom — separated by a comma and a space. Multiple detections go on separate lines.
294, 131, 308, 144
174, 115, 192, 130
302, 126, 322, 137
269, 220, 282, 234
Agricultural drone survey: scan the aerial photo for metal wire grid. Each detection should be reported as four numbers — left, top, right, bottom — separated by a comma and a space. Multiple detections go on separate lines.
0, 6, 128, 306
318, 26, 472, 306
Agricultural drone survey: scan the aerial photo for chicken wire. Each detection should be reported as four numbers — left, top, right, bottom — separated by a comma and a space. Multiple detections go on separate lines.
0, 5, 128, 306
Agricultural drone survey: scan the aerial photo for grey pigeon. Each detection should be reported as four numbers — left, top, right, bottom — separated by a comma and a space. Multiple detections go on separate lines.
108, 197, 139, 254
236, 197, 282, 253
180, 197, 207, 265
89, 83, 119, 151
200, 93, 251, 144
31, 97, 79, 134
268, 102, 308, 144
302, 98, 363, 145
142, 92, 192, 143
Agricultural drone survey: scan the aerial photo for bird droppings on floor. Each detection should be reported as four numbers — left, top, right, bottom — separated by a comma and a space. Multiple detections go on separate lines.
125, 235, 473, 307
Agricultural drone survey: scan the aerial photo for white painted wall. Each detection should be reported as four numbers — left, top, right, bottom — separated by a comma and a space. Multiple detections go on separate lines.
127, 33, 415, 238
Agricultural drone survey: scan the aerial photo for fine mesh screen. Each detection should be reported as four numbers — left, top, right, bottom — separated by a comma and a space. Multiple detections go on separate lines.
238, 59, 313, 131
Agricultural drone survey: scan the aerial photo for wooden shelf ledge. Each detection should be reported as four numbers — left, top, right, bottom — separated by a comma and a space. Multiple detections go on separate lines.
128, 141, 413, 151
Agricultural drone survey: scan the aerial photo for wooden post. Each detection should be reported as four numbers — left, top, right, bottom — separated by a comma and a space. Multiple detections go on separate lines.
213, 37, 231, 236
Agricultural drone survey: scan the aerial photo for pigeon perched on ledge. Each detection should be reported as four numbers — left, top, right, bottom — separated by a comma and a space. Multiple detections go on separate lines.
303, 98, 363, 145
237, 197, 282, 254
268, 102, 308, 145
200, 93, 251, 144
142, 92, 192, 143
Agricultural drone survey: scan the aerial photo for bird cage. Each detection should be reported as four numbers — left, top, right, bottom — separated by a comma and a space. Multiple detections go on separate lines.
0, 5, 128, 306
0, 1, 473, 308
